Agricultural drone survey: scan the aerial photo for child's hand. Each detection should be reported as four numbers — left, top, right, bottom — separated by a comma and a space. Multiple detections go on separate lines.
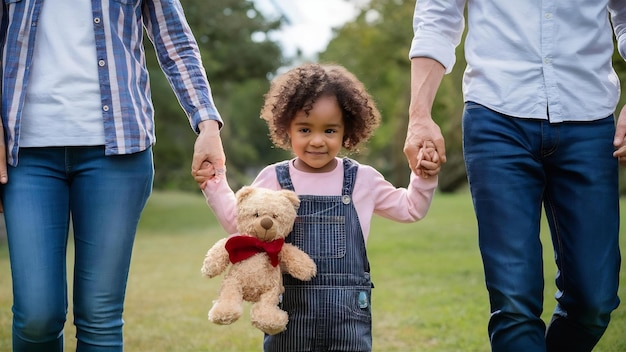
194, 161, 226, 189
415, 141, 441, 179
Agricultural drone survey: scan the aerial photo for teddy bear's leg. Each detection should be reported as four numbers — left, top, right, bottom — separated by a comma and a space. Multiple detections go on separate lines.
250, 286, 288, 335
208, 277, 244, 325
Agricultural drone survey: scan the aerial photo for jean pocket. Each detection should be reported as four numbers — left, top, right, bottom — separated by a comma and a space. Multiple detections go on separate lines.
345, 288, 372, 319
465, 101, 483, 111
4, 0, 23, 4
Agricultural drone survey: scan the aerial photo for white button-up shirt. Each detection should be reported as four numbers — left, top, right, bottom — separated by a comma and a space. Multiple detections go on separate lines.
410, 1, 626, 122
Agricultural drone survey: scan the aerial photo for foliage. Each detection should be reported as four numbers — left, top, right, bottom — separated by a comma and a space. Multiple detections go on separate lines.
146, 0, 287, 191
325, 0, 626, 193
321, 0, 415, 187
213, 79, 292, 190
1, 190, 624, 351
145, 0, 626, 193
319, 0, 468, 191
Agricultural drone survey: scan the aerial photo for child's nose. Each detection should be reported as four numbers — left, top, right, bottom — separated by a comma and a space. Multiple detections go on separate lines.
310, 133, 325, 146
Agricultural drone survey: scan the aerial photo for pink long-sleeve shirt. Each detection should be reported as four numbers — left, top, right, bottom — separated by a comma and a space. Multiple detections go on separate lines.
202, 157, 437, 243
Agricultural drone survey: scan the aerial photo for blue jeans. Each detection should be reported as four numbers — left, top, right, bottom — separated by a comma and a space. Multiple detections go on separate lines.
462, 102, 621, 352
2, 147, 153, 352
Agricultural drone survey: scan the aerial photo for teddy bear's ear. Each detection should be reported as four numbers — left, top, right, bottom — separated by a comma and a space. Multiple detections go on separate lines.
280, 190, 301, 209
235, 186, 256, 203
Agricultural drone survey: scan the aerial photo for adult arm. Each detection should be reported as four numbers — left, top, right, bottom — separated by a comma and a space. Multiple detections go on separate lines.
610, 0, 626, 166
405, 58, 447, 176
405, 0, 465, 174
192, 120, 225, 180
0, 2, 8, 212
613, 107, 626, 167
142, 1, 226, 178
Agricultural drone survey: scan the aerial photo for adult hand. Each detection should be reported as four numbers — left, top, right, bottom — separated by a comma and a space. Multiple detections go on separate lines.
613, 105, 626, 167
0, 120, 7, 213
415, 140, 442, 178
405, 57, 447, 178
404, 116, 446, 177
193, 161, 215, 190
191, 120, 226, 186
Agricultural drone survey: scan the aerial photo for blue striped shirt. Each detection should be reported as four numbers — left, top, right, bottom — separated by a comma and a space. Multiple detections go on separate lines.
0, 0, 223, 166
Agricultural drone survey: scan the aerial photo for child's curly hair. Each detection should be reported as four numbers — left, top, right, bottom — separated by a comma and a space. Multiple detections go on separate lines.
260, 63, 381, 152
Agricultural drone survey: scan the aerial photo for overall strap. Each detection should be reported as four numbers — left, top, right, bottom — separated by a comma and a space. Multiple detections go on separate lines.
275, 161, 294, 191
342, 158, 358, 196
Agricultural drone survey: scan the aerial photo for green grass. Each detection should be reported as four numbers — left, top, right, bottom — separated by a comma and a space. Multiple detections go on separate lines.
1, 189, 625, 351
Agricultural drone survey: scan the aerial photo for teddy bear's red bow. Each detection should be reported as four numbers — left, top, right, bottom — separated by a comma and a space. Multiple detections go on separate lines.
225, 235, 285, 267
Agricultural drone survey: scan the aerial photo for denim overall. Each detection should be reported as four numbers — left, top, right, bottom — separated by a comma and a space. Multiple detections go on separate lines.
264, 158, 373, 352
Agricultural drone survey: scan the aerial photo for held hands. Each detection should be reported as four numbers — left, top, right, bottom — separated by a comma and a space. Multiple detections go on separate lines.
191, 120, 226, 189
415, 141, 441, 179
614, 105, 626, 167
404, 117, 446, 178
194, 161, 225, 189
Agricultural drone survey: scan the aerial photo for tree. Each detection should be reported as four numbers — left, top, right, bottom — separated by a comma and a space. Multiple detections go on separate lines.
143, 0, 626, 194
145, 0, 288, 191
320, 0, 467, 191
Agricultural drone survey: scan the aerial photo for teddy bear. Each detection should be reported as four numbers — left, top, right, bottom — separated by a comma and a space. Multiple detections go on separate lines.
201, 186, 317, 335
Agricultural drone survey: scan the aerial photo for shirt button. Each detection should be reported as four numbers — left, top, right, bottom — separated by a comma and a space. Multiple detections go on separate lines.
544, 57, 551, 64
103, 105, 110, 112
545, 13, 552, 19
98, 60, 106, 67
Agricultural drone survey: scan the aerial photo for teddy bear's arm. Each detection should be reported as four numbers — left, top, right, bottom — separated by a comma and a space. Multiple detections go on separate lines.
280, 244, 317, 281
201, 237, 231, 278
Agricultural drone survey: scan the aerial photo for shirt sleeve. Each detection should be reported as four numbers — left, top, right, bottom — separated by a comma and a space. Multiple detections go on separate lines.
202, 178, 238, 234
610, 0, 626, 60
409, 0, 466, 73
361, 165, 438, 222
250, 165, 282, 190
201, 165, 280, 234
143, 0, 223, 132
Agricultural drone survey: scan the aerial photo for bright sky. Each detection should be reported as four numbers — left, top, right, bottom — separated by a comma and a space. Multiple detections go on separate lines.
252, 0, 360, 57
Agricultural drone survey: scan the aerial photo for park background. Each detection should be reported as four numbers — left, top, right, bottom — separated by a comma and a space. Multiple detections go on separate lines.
1, 0, 625, 350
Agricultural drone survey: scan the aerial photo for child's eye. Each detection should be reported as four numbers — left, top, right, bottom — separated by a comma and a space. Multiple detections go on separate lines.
325, 129, 337, 134
299, 128, 310, 133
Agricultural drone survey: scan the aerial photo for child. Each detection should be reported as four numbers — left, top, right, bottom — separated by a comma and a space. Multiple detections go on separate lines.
197, 63, 440, 351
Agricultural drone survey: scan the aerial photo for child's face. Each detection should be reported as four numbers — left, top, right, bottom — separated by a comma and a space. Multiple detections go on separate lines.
288, 95, 344, 173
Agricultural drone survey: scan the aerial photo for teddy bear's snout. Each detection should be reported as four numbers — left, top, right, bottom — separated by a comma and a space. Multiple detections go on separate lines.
260, 217, 273, 230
